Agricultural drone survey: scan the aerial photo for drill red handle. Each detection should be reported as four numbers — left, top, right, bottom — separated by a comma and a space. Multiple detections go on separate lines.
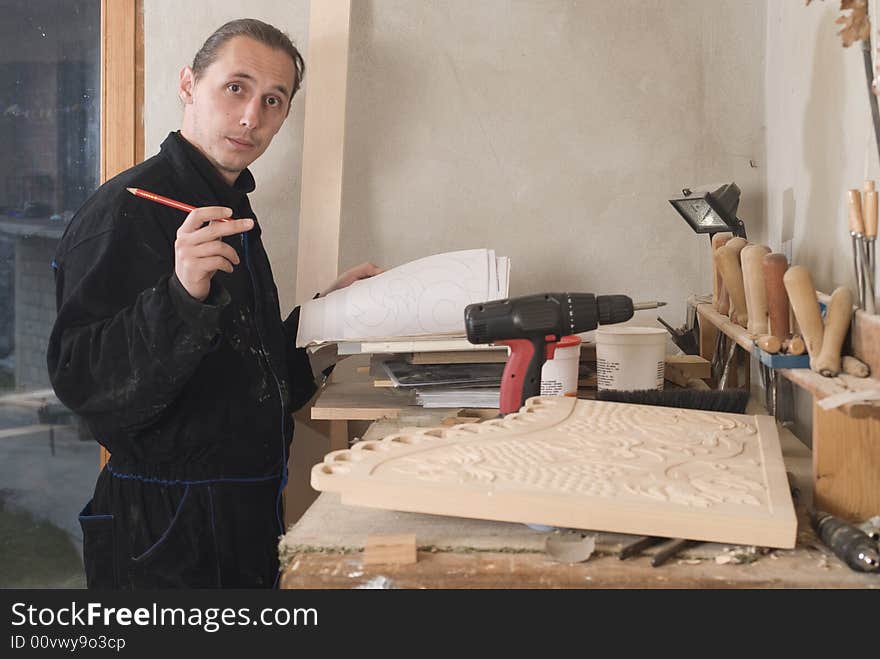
496, 337, 549, 414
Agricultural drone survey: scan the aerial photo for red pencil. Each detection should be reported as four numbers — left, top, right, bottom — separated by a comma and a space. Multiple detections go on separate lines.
126, 187, 231, 222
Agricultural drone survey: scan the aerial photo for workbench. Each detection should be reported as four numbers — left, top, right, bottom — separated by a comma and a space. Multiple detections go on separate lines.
279, 389, 880, 589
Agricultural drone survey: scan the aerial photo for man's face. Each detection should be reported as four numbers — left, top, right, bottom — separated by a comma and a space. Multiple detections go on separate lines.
179, 36, 296, 184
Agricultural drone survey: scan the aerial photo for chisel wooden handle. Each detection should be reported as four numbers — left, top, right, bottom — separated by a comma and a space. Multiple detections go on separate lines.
757, 334, 781, 354
848, 189, 866, 234
842, 355, 870, 377
783, 265, 824, 366
783, 335, 806, 356
865, 190, 878, 239
715, 238, 749, 327
813, 286, 853, 377
762, 253, 790, 340
741, 244, 771, 336
711, 232, 733, 312
712, 234, 749, 317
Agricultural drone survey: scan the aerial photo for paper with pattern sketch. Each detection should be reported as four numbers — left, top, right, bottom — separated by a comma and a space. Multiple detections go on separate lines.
296, 249, 510, 348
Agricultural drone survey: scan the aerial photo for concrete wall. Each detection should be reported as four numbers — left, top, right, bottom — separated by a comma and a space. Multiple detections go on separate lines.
765, 1, 877, 295
143, 0, 768, 519
145, 0, 766, 330
764, 2, 880, 444
340, 0, 766, 331
144, 0, 310, 315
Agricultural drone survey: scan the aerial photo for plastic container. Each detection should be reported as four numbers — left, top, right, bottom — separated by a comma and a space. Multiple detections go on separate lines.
595, 326, 667, 391
540, 335, 581, 397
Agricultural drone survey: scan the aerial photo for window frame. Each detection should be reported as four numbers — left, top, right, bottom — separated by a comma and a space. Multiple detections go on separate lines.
98, 0, 142, 467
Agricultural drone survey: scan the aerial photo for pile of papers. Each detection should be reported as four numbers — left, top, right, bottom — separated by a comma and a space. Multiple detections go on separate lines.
295, 248, 611, 409
296, 249, 509, 348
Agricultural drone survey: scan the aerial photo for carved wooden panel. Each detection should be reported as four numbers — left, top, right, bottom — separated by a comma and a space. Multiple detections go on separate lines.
312, 397, 797, 548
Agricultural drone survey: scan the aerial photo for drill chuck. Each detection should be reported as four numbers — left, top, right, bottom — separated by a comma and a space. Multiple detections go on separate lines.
812, 510, 880, 573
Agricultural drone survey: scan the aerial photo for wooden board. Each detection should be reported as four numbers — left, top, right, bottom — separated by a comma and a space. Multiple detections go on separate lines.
363, 534, 417, 565
664, 355, 711, 387
280, 549, 879, 589
408, 350, 509, 365
99, 0, 142, 471
312, 397, 797, 548
813, 405, 880, 521
295, 0, 351, 304
311, 381, 413, 420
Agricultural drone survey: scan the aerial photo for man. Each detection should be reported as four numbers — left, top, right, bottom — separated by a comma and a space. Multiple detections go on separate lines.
47, 18, 378, 588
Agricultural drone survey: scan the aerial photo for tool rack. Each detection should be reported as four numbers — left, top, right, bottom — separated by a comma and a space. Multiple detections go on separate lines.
694, 296, 880, 522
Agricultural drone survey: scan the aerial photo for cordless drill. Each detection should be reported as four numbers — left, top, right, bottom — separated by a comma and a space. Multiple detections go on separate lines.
464, 292, 636, 414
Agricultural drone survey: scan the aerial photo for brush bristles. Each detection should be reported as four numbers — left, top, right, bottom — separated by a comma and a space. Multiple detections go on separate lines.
595, 388, 749, 414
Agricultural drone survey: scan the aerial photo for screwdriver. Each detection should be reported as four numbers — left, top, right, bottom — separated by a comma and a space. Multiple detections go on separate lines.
811, 510, 880, 573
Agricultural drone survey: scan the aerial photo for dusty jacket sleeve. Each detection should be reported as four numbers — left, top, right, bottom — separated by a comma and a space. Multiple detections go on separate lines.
281, 305, 318, 411
47, 203, 229, 439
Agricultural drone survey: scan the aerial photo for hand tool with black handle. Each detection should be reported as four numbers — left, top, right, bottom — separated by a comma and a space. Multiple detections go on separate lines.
464, 293, 650, 415
811, 510, 880, 573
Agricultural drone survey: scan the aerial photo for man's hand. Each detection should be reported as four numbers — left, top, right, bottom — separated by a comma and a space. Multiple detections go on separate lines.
319, 262, 383, 297
175, 207, 254, 302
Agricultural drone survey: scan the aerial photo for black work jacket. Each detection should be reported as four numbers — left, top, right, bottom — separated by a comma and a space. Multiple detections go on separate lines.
48, 131, 317, 481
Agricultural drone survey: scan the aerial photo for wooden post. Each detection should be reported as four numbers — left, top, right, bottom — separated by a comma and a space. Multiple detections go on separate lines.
98, 0, 143, 469
286, 0, 353, 528
294, 0, 352, 304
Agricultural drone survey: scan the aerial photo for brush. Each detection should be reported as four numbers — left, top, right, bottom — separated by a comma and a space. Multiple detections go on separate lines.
595, 387, 750, 414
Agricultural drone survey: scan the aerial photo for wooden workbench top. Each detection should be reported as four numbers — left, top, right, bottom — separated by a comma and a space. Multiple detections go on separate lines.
279, 407, 880, 589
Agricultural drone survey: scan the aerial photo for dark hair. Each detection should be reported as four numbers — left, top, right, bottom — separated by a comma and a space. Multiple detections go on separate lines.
192, 18, 305, 99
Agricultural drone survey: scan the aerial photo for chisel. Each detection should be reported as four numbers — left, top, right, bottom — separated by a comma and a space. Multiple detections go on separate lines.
742, 244, 773, 413
762, 253, 791, 340
812, 286, 853, 377
783, 265, 825, 369
846, 189, 867, 308
715, 238, 749, 328
864, 185, 877, 313
711, 232, 734, 314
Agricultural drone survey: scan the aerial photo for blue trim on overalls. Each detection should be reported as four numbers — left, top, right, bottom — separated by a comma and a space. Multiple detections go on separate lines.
105, 461, 281, 486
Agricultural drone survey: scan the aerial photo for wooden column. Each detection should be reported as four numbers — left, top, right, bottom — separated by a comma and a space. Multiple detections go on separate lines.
295, 0, 352, 304
98, 0, 143, 468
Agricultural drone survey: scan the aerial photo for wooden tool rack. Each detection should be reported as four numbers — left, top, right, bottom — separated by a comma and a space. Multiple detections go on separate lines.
695, 296, 880, 522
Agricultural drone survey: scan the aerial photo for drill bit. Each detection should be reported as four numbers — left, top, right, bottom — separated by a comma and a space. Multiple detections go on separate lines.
632, 301, 666, 311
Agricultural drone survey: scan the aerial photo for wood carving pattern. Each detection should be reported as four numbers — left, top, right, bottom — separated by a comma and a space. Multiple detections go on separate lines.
383, 402, 765, 508
313, 397, 797, 547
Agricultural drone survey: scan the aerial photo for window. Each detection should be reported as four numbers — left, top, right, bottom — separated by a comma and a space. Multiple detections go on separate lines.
0, 0, 139, 589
